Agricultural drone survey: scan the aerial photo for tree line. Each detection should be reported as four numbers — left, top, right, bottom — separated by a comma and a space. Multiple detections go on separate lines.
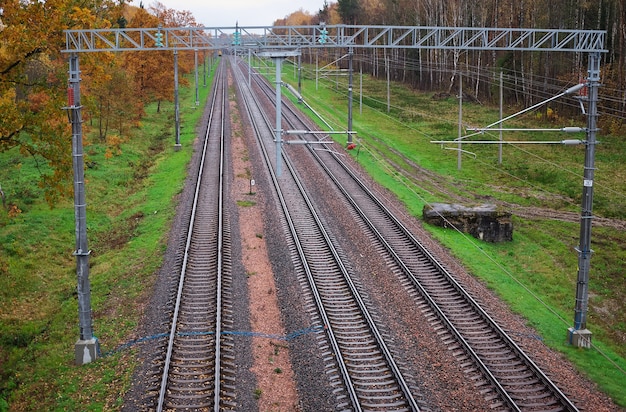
277, 0, 625, 134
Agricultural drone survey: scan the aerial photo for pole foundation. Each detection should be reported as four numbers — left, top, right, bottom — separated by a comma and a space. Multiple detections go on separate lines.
75, 338, 100, 365
567, 328, 592, 348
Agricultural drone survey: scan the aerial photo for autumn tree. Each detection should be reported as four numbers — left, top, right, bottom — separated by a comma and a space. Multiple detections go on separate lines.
123, 3, 196, 114
122, 8, 171, 112
280, 9, 316, 26
81, 51, 138, 141
1, 0, 212, 206
0, 0, 124, 204
150, 2, 197, 86
318, 1, 343, 25
1, 0, 68, 203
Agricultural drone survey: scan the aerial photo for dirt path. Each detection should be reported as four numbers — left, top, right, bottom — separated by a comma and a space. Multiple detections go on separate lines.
229, 72, 300, 411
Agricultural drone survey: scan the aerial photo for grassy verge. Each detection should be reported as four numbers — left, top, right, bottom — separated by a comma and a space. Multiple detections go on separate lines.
277, 58, 626, 407
0, 62, 216, 411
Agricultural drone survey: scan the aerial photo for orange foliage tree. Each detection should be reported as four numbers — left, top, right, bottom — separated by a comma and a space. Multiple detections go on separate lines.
0, 0, 125, 204
0, 0, 200, 205
123, 8, 174, 113
123, 3, 196, 114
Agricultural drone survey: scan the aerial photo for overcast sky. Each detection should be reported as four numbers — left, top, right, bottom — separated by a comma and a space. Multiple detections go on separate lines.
147, 0, 326, 28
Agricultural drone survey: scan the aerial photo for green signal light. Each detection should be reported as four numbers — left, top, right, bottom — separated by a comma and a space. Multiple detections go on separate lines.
319, 27, 328, 44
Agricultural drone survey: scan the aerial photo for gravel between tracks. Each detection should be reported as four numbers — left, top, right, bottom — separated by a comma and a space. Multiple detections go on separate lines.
274, 100, 620, 410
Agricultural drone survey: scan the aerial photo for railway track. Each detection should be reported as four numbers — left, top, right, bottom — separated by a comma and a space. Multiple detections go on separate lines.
239, 56, 580, 411
155, 59, 236, 411
232, 56, 423, 411
144, 53, 581, 411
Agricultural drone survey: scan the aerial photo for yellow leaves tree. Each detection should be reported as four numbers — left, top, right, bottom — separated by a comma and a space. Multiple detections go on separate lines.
123, 3, 196, 113
1, 0, 71, 203
275, 2, 342, 26
282, 9, 316, 26
0, 0, 124, 205
1, 0, 201, 205
122, 7, 174, 113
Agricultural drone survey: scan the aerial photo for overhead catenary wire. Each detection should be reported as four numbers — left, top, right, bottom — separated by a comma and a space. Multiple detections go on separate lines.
301, 60, 626, 215
299, 52, 625, 122
301, 86, 626, 376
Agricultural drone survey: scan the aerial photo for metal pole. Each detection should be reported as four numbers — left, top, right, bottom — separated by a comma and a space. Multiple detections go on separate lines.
194, 49, 199, 106
568, 52, 600, 348
386, 56, 390, 113
359, 67, 363, 115
209, 54, 212, 78
458, 72, 463, 170
69, 53, 99, 365
248, 48, 251, 87
298, 53, 302, 102
274, 58, 283, 176
499, 70, 503, 164
203, 50, 207, 87
347, 47, 353, 143
174, 50, 181, 149
316, 51, 318, 91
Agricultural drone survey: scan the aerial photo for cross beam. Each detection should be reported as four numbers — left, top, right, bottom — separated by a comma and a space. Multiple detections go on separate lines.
63, 25, 606, 53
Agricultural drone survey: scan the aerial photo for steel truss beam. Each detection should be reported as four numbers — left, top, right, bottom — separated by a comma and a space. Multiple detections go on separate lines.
64, 25, 606, 53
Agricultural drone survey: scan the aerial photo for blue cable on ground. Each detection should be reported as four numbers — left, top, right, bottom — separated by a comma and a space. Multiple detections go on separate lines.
100, 325, 324, 357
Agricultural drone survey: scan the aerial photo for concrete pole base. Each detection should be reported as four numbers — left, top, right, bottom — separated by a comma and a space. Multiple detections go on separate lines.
75, 338, 100, 365
173, 143, 182, 152
567, 327, 592, 348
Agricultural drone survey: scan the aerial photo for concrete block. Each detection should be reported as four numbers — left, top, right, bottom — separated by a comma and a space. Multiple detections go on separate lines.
567, 327, 592, 348
75, 338, 100, 365
423, 203, 513, 242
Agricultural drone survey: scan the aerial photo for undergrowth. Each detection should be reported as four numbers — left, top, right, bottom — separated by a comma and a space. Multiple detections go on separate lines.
0, 62, 216, 411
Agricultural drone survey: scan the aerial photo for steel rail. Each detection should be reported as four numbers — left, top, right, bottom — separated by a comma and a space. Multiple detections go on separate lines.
311, 133, 578, 411
255, 56, 579, 410
250, 67, 421, 410
282, 88, 579, 410
156, 60, 227, 412
281, 133, 419, 411
231, 57, 361, 409
232, 56, 420, 411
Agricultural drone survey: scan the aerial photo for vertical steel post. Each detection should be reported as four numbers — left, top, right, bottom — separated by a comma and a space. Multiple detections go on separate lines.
499, 70, 503, 164
174, 50, 181, 149
260, 50, 299, 176
274, 57, 283, 176
315, 49, 319, 91
203, 50, 207, 87
386, 56, 390, 113
457, 72, 463, 170
359, 67, 363, 115
568, 52, 600, 348
194, 49, 199, 106
297, 53, 302, 101
347, 47, 353, 143
69, 53, 99, 365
